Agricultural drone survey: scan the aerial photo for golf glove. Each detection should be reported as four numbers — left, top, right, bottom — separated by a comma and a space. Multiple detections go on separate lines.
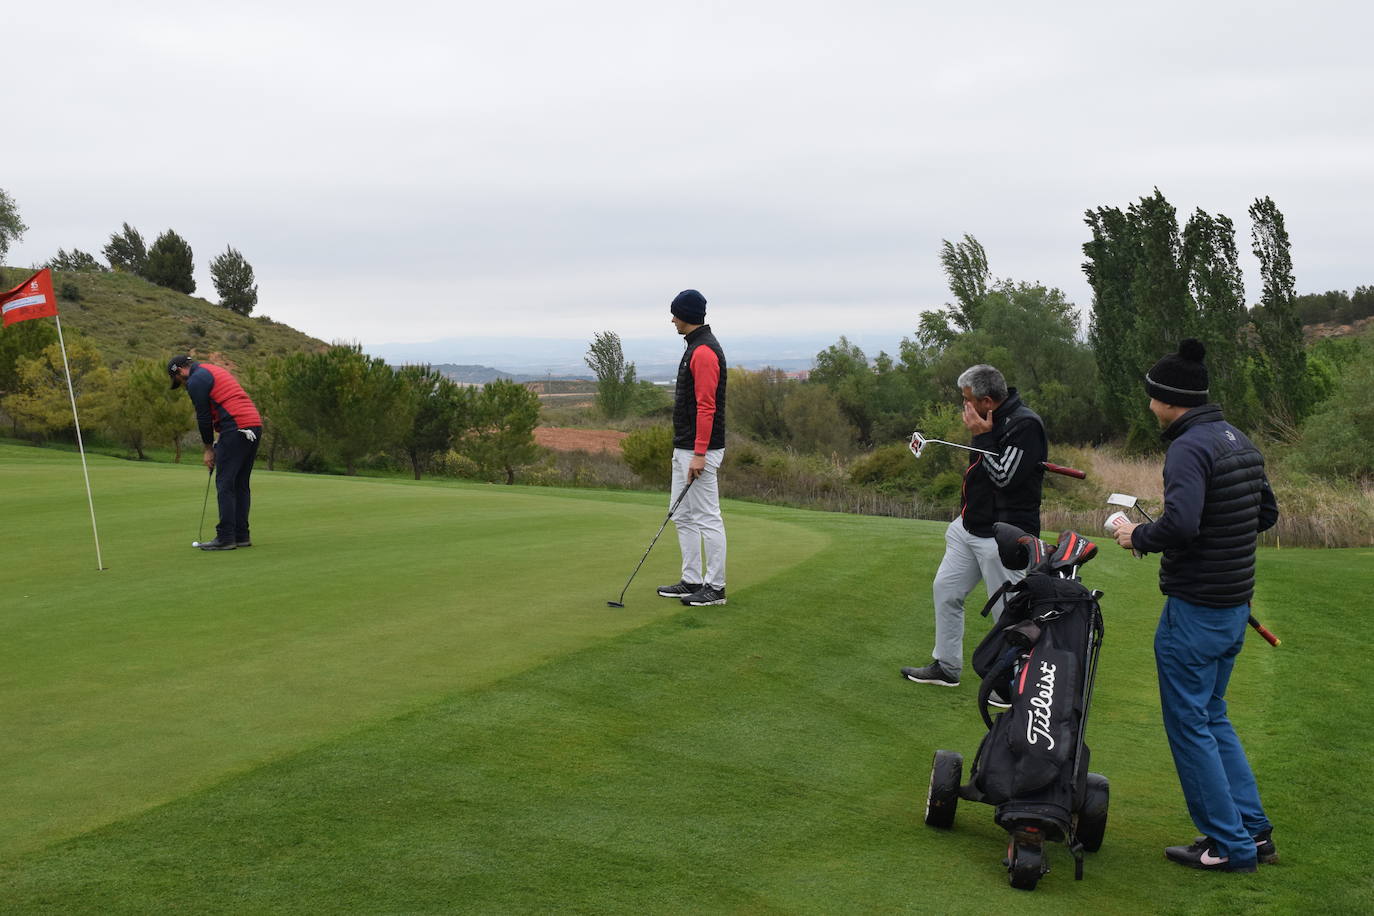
242, 429, 258, 442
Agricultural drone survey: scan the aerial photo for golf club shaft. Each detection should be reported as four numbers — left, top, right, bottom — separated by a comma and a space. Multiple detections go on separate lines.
612, 479, 694, 605
922, 438, 1086, 479
198, 466, 213, 542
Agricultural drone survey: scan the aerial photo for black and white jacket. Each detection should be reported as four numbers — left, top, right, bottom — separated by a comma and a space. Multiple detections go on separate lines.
959, 389, 1047, 538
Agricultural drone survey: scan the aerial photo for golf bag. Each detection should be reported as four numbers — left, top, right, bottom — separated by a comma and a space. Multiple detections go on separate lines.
924, 526, 1108, 891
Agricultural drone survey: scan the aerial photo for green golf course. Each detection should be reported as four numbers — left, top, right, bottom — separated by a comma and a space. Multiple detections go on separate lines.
1, 443, 1370, 913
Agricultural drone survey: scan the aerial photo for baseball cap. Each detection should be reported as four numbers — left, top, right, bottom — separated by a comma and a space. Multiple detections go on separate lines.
168, 354, 193, 389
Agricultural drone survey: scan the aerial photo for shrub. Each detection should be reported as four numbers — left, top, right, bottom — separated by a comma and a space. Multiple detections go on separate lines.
621, 424, 673, 486
59, 282, 81, 301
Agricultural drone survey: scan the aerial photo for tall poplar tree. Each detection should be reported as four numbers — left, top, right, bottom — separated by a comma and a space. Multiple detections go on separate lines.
939, 234, 991, 331
1181, 208, 1252, 422
1249, 196, 1310, 428
1083, 205, 1138, 431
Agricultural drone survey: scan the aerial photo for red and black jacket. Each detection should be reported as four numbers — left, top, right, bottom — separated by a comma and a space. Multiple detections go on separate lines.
183, 361, 262, 445
672, 325, 727, 453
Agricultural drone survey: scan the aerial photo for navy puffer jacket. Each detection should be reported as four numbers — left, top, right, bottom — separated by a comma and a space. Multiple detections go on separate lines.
1132, 404, 1279, 607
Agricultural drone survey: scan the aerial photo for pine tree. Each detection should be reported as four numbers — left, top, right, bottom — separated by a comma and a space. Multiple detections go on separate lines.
209, 246, 259, 315
103, 223, 148, 274
144, 230, 196, 294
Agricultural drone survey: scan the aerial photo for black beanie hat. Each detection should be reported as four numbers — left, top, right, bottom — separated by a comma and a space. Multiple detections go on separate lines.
670, 289, 707, 325
1145, 338, 1209, 407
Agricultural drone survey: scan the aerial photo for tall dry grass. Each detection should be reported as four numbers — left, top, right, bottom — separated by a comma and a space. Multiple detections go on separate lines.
1040, 448, 1374, 549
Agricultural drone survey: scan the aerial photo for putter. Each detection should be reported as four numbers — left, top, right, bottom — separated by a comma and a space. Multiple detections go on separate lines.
909, 431, 1087, 479
192, 467, 212, 547
1105, 492, 1280, 646
608, 479, 694, 608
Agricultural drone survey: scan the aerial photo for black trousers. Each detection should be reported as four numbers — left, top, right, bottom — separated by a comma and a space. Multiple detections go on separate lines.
214, 426, 261, 542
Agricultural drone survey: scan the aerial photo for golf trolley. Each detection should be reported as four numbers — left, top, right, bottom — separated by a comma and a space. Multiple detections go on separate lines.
923, 524, 1108, 891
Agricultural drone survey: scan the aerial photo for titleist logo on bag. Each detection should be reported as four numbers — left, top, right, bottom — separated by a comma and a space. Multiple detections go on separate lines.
1026, 660, 1058, 750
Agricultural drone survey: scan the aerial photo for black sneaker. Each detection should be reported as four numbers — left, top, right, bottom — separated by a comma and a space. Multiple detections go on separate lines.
1192, 829, 1277, 865
1165, 838, 1257, 872
681, 585, 726, 606
197, 538, 237, 551
900, 663, 959, 687
236, 538, 252, 548
657, 581, 701, 598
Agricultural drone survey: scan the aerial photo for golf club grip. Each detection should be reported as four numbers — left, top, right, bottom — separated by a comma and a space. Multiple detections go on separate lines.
1249, 615, 1280, 646
1041, 461, 1086, 479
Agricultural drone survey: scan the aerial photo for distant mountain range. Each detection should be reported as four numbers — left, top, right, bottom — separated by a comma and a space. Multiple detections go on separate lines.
367, 333, 904, 381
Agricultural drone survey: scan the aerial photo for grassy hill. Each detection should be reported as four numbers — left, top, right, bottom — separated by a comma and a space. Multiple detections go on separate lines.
0, 265, 328, 371
1, 444, 1369, 913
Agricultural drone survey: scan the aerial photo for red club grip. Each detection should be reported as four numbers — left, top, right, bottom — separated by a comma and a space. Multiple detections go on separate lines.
1249, 616, 1280, 647
1041, 461, 1086, 479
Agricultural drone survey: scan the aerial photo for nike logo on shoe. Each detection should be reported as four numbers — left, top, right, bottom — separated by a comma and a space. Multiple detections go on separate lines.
1199, 849, 1229, 867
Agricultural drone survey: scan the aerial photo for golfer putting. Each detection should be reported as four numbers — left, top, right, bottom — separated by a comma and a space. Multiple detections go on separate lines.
169, 355, 263, 551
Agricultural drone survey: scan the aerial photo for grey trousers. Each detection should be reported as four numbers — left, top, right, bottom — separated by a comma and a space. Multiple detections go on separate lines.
670, 447, 726, 589
930, 519, 1025, 677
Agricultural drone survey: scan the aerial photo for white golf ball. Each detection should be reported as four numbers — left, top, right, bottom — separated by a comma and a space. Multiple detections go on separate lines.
191, 541, 199, 547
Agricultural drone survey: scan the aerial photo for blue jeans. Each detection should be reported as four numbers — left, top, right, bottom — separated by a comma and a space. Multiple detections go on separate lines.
1155, 596, 1270, 865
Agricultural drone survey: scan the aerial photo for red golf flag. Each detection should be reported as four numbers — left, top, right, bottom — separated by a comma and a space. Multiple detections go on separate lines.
1, 268, 59, 327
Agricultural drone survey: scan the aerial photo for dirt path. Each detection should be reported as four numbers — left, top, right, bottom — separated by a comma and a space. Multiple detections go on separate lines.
534, 427, 629, 454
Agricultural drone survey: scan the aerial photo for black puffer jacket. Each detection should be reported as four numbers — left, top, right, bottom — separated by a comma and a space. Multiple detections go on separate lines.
1132, 404, 1279, 607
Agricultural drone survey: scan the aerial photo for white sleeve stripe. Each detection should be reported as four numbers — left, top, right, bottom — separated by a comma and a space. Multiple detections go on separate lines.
986, 446, 1023, 486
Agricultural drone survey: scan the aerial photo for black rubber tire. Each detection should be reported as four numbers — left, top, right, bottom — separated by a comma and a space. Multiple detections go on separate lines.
1008, 838, 1044, 890
924, 750, 963, 829
1076, 772, 1110, 853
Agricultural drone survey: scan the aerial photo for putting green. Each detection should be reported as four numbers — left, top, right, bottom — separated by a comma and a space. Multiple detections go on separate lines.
0, 444, 825, 857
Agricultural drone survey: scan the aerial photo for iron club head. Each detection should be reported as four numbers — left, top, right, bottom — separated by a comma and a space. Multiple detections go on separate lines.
1106, 493, 1138, 509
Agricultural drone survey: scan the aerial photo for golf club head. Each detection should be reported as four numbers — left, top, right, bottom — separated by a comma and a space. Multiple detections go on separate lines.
1048, 530, 1098, 573
606, 601, 625, 608
908, 431, 927, 460
1106, 493, 1138, 509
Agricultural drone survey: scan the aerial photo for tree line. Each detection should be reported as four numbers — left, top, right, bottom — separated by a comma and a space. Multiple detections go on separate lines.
0, 336, 545, 484
599, 190, 1373, 485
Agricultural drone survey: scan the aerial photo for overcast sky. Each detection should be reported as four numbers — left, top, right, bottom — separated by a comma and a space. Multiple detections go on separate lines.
5, 1, 1370, 356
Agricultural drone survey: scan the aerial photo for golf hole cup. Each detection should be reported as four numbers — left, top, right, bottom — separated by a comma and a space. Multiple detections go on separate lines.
1105, 510, 1130, 534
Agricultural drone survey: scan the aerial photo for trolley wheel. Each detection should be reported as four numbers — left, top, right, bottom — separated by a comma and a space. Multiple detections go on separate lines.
1007, 829, 1047, 891
924, 750, 963, 829
1075, 772, 1110, 853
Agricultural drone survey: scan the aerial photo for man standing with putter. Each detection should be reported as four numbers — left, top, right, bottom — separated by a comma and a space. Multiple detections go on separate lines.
656, 289, 728, 607
901, 364, 1046, 689
169, 355, 263, 551
1110, 339, 1279, 872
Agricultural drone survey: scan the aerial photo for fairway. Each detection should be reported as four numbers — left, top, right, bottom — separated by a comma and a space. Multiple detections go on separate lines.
2, 444, 1371, 914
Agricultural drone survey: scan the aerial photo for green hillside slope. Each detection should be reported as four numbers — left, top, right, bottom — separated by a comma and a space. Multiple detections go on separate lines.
0, 266, 328, 370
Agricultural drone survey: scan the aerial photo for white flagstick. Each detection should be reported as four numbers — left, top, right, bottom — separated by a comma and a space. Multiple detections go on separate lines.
53, 315, 105, 570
